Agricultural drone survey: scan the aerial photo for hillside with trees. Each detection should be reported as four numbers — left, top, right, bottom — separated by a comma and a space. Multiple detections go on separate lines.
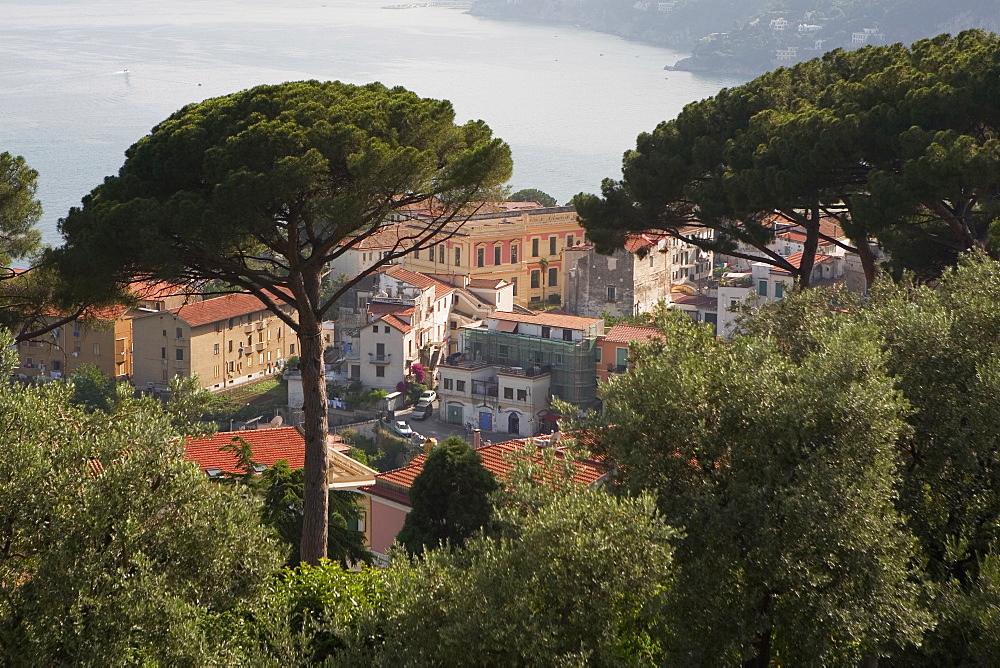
469, 0, 999, 73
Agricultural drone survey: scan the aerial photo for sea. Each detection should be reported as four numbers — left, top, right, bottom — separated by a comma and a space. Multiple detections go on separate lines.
0, 0, 746, 247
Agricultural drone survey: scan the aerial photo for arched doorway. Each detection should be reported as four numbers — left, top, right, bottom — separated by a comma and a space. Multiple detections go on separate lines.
508, 412, 520, 435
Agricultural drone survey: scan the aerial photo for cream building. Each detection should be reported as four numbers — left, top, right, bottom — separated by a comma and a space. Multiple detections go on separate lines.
131, 293, 298, 391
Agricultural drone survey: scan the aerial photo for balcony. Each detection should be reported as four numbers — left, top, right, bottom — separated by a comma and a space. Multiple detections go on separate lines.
255, 342, 266, 352
368, 353, 392, 364
242, 324, 254, 334
606, 363, 628, 374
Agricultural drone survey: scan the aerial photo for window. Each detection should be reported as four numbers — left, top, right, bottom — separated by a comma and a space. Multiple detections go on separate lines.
511, 245, 518, 264
162, 329, 167, 337
567, 234, 574, 247
176, 348, 184, 361
289, 344, 295, 355
439, 245, 445, 263
494, 245, 502, 265
444, 378, 453, 390
531, 238, 539, 257
214, 365, 220, 378
758, 280, 768, 297
455, 247, 461, 266
541, 326, 551, 339
517, 389, 527, 401
53, 360, 61, 371
228, 361, 235, 372
549, 236, 557, 255
373, 325, 378, 333
531, 270, 540, 289
548, 267, 557, 287
606, 286, 617, 302
477, 246, 485, 267
563, 328, 573, 341
450, 320, 457, 330
594, 346, 602, 363
214, 343, 220, 355
229, 340, 233, 353
775, 282, 785, 299
456, 380, 466, 392
176, 327, 183, 338
376, 366, 385, 378
414, 248, 420, 259
161, 347, 167, 359
504, 387, 514, 399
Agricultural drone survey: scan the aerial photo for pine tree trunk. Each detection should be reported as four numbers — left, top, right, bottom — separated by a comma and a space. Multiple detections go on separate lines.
298, 316, 329, 565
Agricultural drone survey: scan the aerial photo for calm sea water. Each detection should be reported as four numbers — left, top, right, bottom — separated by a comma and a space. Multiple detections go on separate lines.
0, 0, 745, 246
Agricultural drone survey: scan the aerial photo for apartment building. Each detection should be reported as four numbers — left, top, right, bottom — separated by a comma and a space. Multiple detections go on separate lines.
131, 293, 298, 391
562, 231, 713, 319
399, 205, 586, 308
14, 282, 194, 381
437, 311, 603, 435
594, 323, 664, 386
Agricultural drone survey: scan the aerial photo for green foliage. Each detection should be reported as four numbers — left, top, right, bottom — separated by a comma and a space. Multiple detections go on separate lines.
406, 381, 428, 405
397, 436, 498, 556
509, 187, 557, 206
348, 465, 676, 665
0, 331, 284, 663
0, 152, 41, 268
575, 307, 930, 665
67, 362, 118, 412
576, 31, 1000, 285
256, 461, 371, 568
165, 373, 217, 436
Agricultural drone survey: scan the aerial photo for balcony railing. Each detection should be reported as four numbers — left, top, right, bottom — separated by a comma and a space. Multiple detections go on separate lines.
606, 363, 628, 374
368, 353, 392, 364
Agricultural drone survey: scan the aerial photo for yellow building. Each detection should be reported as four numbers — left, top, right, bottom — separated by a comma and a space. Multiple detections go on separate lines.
13, 282, 194, 381
131, 293, 298, 391
391, 205, 586, 308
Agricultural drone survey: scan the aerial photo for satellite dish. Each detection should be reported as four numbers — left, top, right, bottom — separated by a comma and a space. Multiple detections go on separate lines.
270, 415, 284, 427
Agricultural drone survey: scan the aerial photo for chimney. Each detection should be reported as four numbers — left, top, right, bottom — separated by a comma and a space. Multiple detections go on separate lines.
473, 428, 481, 449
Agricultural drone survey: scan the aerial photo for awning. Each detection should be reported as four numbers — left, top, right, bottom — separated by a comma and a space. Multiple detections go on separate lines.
495, 320, 518, 333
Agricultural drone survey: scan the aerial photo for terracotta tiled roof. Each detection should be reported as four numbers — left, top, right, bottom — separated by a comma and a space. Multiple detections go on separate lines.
345, 225, 407, 251
368, 302, 412, 316
383, 265, 456, 296
172, 293, 287, 327
184, 427, 377, 486
184, 427, 306, 473
467, 278, 508, 289
785, 252, 836, 269
670, 293, 716, 309
623, 232, 666, 254
603, 323, 663, 344
489, 310, 602, 331
380, 313, 413, 334
368, 439, 608, 505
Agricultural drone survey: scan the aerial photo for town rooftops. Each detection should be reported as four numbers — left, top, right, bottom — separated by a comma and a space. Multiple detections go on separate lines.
379, 312, 414, 334
365, 439, 609, 505
489, 310, 602, 331
603, 323, 663, 344
170, 292, 287, 327
184, 427, 376, 487
382, 265, 456, 296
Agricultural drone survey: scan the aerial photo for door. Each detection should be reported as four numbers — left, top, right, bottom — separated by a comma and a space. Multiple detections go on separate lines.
508, 412, 520, 435
479, 411, 492, 431
447, 404, 463, 425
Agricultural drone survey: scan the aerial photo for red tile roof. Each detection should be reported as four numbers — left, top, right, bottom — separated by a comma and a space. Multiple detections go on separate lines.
380, 313, 414, 334
489, 310, 602, 331
603, 323, 663, 344
172, 293, 287, 327
383, 265, 456, 296
670, 293, 717, 309
467, 278, 508, 289
369, 439, 609, 505
184, 427, 305, 473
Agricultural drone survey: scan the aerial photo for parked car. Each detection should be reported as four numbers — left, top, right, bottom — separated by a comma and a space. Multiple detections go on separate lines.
411, 401, 433, 421
391, 420, 414, 438
418, 390, 437, 404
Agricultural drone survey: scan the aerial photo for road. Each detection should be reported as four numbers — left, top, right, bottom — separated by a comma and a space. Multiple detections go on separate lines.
393, 405, 510, 447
